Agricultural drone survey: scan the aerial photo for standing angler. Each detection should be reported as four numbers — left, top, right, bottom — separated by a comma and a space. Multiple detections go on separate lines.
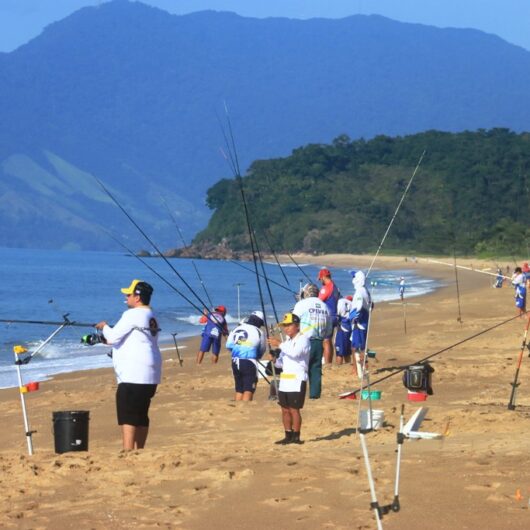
512, 267, 527, 317
196, 305, 229, 364
293, 283, 331, 399
226, 311, 267, 401
95, 279, 161, 451
349, 271, 372, 378
268, 313, 311, 445
335, 295, 353, 365
318, 268, 340, 366
399, 277, 405, 300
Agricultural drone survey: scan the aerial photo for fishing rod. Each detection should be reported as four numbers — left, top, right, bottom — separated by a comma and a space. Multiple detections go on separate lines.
507, 316, 530, 410
366, 150, 426, 277
13, 318, 79, 454
230, 260, 296, 295
104, 230, 220, 323
0, 316, 94, 328
160, 195, 214, 308
171, 332, 184, 367
95, 178, 224, 330
345, 311, 526, 397
218, 104, 279, 393
359, 433, 384, 530
261, 230, 291, 287
13, 346, 36, 455
453, 247, 463, 324
253, 229, 281, 326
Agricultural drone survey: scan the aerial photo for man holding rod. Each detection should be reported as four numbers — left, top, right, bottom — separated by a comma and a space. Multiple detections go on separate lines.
96, 279, 161, 451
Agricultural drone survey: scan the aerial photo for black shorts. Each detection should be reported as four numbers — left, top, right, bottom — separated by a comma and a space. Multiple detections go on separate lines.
116, 382, 157, 427
232, 358, 257, 394
278, 381, 307, 410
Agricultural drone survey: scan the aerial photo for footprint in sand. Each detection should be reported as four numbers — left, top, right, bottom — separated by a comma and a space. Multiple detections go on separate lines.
290, 503, 330, 513
262, 495, 300, 506
297, 486, 323, 493
465, 483, 500, 492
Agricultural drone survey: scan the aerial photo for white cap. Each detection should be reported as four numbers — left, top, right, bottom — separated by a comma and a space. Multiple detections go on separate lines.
251, 310, 264, 320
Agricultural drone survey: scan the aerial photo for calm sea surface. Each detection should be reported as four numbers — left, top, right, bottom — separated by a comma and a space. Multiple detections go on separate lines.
0, 248, 440, 388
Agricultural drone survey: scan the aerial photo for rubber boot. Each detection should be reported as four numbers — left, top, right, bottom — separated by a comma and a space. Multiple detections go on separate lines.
274, 431, 293, 445
290, 432, 304, 445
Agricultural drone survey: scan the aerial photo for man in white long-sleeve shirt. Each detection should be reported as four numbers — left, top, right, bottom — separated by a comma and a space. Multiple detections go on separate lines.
96, 279, 161, 451
268, 312, 311, 445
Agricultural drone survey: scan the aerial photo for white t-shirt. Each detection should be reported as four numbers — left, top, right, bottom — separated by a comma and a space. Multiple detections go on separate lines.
293, 297, 331, 339
275, 332, 311, 392
102, 306, 162, 385
337, 298, 352, 319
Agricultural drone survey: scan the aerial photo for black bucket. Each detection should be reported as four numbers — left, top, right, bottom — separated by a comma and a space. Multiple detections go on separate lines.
52, 411, 90, 454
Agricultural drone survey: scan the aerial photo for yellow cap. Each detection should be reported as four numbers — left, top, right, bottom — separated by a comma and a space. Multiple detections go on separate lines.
13, 345, 27, 355
120, 279, 143, 295
279, 312, 301, 326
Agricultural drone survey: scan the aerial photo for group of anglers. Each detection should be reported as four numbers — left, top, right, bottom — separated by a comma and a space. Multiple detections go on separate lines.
47, 257, 528, 451
191, 267, 374, 444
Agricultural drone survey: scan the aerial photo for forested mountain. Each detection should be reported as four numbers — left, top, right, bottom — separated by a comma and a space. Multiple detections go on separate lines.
195, 129, 530, 256
2, 0, 530, 249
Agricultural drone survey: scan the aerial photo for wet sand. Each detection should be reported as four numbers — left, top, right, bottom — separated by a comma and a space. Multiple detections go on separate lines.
1, 255, 529, 529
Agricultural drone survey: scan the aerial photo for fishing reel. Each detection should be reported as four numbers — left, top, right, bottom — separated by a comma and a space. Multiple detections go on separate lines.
80, 333, 106, 346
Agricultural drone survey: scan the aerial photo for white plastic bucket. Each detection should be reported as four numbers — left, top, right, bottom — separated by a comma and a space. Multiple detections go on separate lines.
360, 409, 384, 430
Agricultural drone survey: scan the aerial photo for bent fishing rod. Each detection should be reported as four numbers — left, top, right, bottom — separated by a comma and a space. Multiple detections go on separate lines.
366, 150, 426, 277
95, 178, 223, 330
160, 194, 214, 308
350, 311, 526, 396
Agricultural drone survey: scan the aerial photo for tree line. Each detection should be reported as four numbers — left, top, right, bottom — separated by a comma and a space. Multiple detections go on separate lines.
194, 129, 530, 257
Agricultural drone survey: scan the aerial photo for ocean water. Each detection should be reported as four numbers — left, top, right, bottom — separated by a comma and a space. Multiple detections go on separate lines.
0, 248, 440, 388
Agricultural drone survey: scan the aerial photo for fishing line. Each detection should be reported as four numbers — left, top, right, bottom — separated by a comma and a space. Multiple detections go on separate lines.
350, 311, 526, 396
253, 229, 281, 325
425, 258, 512, 280
95, 178, 217, 324
262, 230, 291, 287
366, 150, 426, 277
287, 251, 312, 283
103, 230, 214, 319
160, 194, 214, 307
230, 260, 296, 295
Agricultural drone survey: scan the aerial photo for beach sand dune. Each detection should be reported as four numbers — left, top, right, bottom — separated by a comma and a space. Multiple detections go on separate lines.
1, 256, 529, 529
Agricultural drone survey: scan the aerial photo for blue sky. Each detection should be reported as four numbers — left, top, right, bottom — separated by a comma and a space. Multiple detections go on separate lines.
1, 0, 530, 52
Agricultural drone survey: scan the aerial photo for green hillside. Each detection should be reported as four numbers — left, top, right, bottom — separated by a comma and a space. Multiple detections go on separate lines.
195, 129, 530, 256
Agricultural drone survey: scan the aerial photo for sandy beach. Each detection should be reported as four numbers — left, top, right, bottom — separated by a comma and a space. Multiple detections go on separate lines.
1, 254, 529, 529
